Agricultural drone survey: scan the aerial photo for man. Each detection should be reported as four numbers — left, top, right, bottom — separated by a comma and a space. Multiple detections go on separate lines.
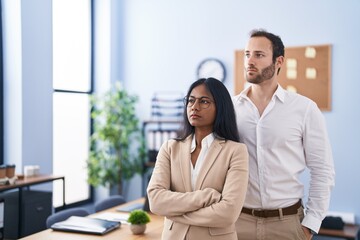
233, 29, 335, 240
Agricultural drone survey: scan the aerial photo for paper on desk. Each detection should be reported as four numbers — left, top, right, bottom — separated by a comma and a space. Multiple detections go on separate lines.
93, 212, 130, 225
327, 211, 355, 224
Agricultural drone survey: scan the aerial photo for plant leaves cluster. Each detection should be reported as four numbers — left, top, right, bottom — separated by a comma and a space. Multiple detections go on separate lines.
87, 83, 146, 192
127, 209, 151, 225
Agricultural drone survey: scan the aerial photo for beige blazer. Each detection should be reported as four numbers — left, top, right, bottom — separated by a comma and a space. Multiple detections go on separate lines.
147, 135, 249, 240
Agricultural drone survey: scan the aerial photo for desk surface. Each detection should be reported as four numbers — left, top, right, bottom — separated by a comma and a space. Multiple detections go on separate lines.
318, 224, 360, 239
0, 174, 64, 192
20, 198, 164, 240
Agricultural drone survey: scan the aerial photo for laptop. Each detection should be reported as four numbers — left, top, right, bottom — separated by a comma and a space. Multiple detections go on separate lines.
51, 216, 120, 235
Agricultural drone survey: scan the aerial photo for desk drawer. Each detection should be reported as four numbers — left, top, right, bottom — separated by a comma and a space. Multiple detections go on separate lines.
22, 197, 52, 236
0, 190, 52, 238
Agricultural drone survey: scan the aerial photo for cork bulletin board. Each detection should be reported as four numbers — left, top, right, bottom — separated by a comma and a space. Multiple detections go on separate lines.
234, 45, 332, 111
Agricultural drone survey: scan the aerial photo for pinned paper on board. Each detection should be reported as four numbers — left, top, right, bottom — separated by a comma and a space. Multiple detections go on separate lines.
286, 85, 297, 93
286, 58, 297, 68
286, 58, 297, 79
286, 69, 297, 79
306, 68, 317, 79
305, 47, 316, 58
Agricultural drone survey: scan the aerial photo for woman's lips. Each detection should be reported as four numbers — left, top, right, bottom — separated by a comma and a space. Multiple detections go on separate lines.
190, 114, 200, 119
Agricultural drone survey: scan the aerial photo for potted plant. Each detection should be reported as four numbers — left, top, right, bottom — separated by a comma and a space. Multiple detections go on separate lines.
87, 82, 146, 195
127, 209, 151, 235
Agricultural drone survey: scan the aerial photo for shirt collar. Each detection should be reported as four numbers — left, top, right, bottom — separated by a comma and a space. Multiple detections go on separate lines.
236, 84, 286, 103
191, 133, 215, 152
273, 84, 285, 103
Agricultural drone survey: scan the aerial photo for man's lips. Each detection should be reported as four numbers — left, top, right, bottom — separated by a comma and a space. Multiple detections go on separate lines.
247, 68, 257, 72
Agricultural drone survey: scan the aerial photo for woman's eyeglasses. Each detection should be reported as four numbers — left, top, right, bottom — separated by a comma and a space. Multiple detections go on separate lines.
183, 97, 213, 109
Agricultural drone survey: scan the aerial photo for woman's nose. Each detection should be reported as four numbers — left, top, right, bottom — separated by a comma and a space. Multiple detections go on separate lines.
191, 99, 200, 110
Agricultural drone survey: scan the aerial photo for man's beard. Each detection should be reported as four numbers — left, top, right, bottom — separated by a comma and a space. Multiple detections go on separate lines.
245, 63, 275, 84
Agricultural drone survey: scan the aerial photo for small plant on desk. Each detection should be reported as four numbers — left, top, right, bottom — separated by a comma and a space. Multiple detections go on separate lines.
127, 209, 151, 235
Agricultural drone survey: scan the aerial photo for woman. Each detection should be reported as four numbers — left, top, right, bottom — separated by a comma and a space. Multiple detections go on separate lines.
147, 78, 249, 240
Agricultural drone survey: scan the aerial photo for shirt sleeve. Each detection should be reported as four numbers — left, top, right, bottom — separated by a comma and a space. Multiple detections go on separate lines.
301, 101, 335, 233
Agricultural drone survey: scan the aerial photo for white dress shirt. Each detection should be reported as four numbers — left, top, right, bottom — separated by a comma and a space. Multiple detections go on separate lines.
233, 84, 335, 233
190, 133, 215, 190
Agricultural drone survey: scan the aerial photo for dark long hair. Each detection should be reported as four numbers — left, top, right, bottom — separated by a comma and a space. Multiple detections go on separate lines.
177, 78, 239, 142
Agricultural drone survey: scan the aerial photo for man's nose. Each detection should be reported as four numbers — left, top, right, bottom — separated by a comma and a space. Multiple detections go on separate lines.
246, 54, 256, 65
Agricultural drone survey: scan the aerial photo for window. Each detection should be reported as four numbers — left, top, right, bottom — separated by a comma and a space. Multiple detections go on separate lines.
52, 0, 93, 207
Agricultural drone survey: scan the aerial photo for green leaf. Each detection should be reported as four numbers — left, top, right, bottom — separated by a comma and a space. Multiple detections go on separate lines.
86, 83, 146, 193
127, 210, 150, 224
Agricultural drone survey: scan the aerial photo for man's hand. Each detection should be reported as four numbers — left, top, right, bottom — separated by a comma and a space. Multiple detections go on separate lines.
302, 226, 313, 240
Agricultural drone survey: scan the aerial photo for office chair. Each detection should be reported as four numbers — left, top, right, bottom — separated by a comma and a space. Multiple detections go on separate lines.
94, 195, 126, 212
46, 207, 90, 228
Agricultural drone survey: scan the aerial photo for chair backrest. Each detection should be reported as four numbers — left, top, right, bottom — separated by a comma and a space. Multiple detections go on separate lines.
46, 207, 90, 228
94, 195, 126, 212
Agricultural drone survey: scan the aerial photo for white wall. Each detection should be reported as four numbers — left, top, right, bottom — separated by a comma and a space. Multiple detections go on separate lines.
21, 0, 53, 173
3, 0, 53, 175
3, 0, 22, 170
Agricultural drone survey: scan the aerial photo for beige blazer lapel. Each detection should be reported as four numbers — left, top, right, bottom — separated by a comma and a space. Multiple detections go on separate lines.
179, 135, 193, 192
195, 138, 224, 190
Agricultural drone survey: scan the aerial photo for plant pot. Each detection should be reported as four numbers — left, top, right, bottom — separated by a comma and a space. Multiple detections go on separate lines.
130, 224, 146, 235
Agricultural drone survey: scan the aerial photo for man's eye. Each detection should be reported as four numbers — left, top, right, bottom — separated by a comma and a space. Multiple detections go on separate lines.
188, 99, 196, 103
200, 100, 209, 104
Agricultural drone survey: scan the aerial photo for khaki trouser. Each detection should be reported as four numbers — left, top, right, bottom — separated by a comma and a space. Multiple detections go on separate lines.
236, 207, 306, 240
